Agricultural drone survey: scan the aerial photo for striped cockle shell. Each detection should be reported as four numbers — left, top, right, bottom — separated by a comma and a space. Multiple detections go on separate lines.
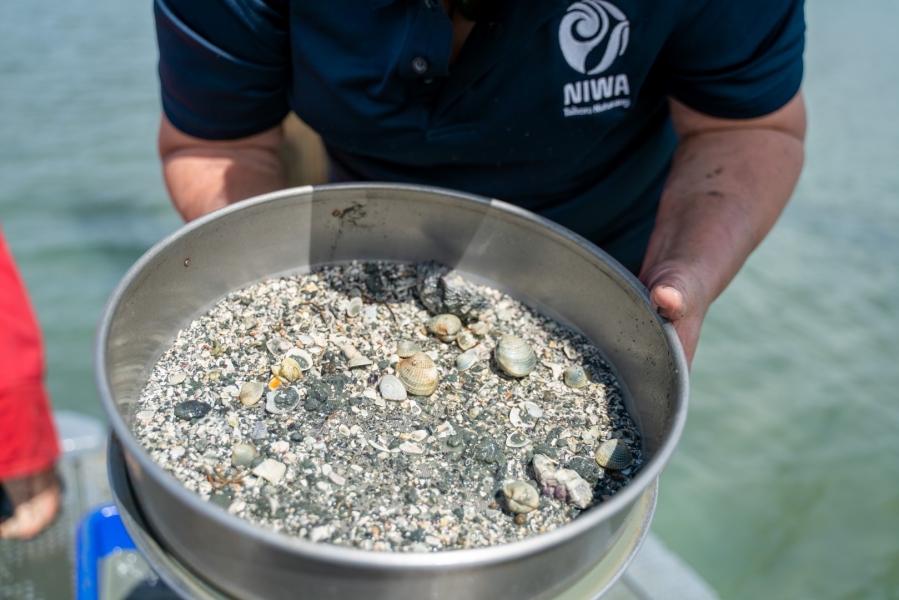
396, 340, 422, 358
239, 381, 265, 406
427, 314, 462, 342
494, 335, 537, 377
379, 375, 407, 401
396, 352, 439, 396
563, 365, 589, 389
594, 438, 633, 470
279, 357, 302, 382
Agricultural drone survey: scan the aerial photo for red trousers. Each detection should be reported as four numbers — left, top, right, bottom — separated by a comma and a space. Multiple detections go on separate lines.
0, 224, 59, 480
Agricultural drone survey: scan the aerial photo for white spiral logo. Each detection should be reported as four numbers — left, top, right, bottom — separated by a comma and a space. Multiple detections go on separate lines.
559, 0, 630, 75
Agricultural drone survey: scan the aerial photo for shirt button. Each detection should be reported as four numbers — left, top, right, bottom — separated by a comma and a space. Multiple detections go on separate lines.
412, 57, 429, 74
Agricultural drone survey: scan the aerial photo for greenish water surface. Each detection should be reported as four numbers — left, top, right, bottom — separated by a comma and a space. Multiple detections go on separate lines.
1, 1, 896, 598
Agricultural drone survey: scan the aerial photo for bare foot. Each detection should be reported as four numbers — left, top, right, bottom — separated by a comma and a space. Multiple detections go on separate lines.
0, 467, 62, 540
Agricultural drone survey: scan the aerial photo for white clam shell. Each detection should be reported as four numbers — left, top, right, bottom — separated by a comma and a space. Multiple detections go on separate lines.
522, 401, 543, 419
285, 348, 314, 371
239, 381, 265, 406
509, 407, 524, 428
494, 335, 537, 378
455, 350, 479, 372
379, 375, 407, 401
345, 296, 363, 318
347, 355, 373, 368
266, 337, 293, 356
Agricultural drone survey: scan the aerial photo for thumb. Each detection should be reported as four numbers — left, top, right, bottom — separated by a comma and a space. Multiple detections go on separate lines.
649, 282, 687, 321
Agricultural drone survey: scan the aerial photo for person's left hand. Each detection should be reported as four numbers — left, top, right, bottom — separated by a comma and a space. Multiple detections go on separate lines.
639, 259, 709, 369
0, 467, 61, 540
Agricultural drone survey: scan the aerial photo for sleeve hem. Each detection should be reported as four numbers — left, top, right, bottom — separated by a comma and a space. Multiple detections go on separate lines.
668, 62, 803, 120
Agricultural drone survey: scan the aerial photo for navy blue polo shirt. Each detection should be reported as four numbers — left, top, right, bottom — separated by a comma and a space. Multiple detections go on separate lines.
155, 0, 804, 273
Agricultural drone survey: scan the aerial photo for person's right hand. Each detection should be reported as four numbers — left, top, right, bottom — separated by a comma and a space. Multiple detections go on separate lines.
0, 467, 61, 539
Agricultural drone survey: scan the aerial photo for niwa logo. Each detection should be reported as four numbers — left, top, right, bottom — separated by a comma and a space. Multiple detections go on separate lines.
559, 1, 630, 75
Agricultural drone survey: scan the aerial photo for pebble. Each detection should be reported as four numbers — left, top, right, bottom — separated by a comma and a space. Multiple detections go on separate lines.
252, 459, 286, 484
173, 400, 211, 420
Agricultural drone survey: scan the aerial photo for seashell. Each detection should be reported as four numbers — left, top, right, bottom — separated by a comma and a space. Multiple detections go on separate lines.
495, 307, 512, 321
522, 401, 543, 419
456, 331, 477, 351
399, 441, 424, 454
239, 381, 265, 406
231, 443, 258, 468
266, 337, 293, 356
396, 352, 439, 396
502, 480, 540, 514
266, 388, 300, 414
347, 355, 373, 368
494, 335, 537, 377
455, 350, 479, 372
581, 426, 601, 441
563, 344, 579, 360
345, 296, 363, 318
532, 454, 558, 484
379, 375, 407, 401
563, 365, 589, 389
595, 438, 633, 470
341, 344, 360, 360
428, 314, 462, 342
168, 371, 187, 385
285, 349, 314, 371
407, 430, 429, 442
407, 399, 423, 416
468, 321, 489, 336
396, 340, 422, 358
509, 407, 524, 428
279, 357, 302, 382
506, 432, 529, 448
366, 437, 390, 452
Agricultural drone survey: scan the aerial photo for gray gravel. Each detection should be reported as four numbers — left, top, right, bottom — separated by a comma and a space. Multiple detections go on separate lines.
133, 262, 642, 552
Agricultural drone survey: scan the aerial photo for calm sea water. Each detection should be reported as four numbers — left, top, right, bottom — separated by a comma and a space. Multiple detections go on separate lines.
1, 1, 897, 598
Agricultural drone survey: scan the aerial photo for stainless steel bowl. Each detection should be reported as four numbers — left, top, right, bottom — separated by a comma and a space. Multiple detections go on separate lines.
96, 183, 688, 600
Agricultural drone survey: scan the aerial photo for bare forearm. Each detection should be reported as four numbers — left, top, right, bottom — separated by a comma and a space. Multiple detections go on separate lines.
638, 92, 806, 365
158, 115, 286, 222
642, 127, 804, 303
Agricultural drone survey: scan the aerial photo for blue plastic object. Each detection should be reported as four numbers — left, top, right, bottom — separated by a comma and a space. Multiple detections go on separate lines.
76, 504, 136, 600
